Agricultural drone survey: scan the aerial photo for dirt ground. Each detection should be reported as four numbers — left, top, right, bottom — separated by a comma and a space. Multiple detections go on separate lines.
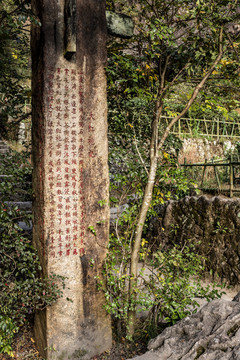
1, 284, 238, 360
0, 326, 146, 360
0, 326, 42, 360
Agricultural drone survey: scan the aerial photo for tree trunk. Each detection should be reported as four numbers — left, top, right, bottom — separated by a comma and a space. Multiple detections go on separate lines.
127, 27, 224, 338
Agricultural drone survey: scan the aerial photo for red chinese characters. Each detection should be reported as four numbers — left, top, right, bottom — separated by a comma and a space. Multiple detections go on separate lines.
44, 66, 86, 257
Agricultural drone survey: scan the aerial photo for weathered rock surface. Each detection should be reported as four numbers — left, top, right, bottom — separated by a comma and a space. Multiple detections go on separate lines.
130, 297, 240, 360
106, 11, 134, 38
178, 138, 226, 164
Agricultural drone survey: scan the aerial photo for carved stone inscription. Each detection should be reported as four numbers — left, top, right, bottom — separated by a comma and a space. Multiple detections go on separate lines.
45, 67, 86, 258
31, 0, 111, 359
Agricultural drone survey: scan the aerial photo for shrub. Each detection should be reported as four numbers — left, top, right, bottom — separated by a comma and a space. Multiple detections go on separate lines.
0, 150, 64, 355
0, 149, 32, 201
0, 204, 65, 354
98, 233, 224, 342
0, 315, 18, 357
141, 244, 224, 337
97, 145, 222, 340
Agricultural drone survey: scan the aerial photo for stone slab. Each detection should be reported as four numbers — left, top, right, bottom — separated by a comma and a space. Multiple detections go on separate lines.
31, 0, 111, 358
106, 11, 134, 38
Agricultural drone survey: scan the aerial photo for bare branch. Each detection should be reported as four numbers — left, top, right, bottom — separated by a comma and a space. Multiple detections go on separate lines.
9, 112, 32, 126
0, 6, 22, 24
157, 26, 224, 152
133, 134, 149, 176
159, 59, 191, 103
159, 55, 170, 92
225, 31, 240, 65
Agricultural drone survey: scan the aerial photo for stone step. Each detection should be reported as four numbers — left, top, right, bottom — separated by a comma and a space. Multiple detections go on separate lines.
5, 201, 32, 210
0, 140, 10, 154
0, 149, 9, 154
2, 201, 118, 228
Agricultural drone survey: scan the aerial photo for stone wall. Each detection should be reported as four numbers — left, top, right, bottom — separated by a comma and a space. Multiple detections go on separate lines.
148, 196, 240, 286
178, 138, 236, 164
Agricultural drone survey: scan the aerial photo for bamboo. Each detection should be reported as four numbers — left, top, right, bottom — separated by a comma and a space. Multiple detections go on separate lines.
211, 120, 215, 138
180, 162, 240, 167
162, 116, 240, 140
204, 119, 209, 136
186, 119, 192, 136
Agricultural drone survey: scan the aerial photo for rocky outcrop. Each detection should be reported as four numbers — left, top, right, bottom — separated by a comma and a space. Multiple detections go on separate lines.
130, 296, 240, 360
148, 196, 240, 285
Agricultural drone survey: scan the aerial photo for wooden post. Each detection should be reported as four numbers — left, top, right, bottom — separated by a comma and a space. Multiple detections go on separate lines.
204, 118, 209, 137
214, 164, 221, 192
230, 157, 234, 198
31, 1, 112, 359
201, 158, 208, 188
184, 157, 187, 175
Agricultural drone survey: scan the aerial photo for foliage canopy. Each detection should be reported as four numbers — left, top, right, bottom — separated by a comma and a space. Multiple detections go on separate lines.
0, 0, 33, 139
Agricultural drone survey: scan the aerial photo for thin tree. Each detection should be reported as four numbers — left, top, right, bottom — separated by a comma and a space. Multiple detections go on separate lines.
126, 0, 239, 336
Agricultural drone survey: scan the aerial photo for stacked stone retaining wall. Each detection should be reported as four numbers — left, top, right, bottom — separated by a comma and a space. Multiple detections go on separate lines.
148, 196, 240, 286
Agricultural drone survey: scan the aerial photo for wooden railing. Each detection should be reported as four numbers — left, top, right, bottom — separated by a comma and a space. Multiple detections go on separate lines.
161, 116, 240, 140
180, 158, 240, 197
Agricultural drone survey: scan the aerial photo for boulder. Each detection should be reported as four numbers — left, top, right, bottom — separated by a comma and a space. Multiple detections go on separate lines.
129, 296, 240, 359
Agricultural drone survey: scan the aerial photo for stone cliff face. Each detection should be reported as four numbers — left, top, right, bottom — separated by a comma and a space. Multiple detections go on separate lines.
148, 196, 240, 286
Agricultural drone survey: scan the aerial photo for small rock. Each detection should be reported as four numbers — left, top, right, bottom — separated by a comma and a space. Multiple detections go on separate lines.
232, 291, 240, 302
